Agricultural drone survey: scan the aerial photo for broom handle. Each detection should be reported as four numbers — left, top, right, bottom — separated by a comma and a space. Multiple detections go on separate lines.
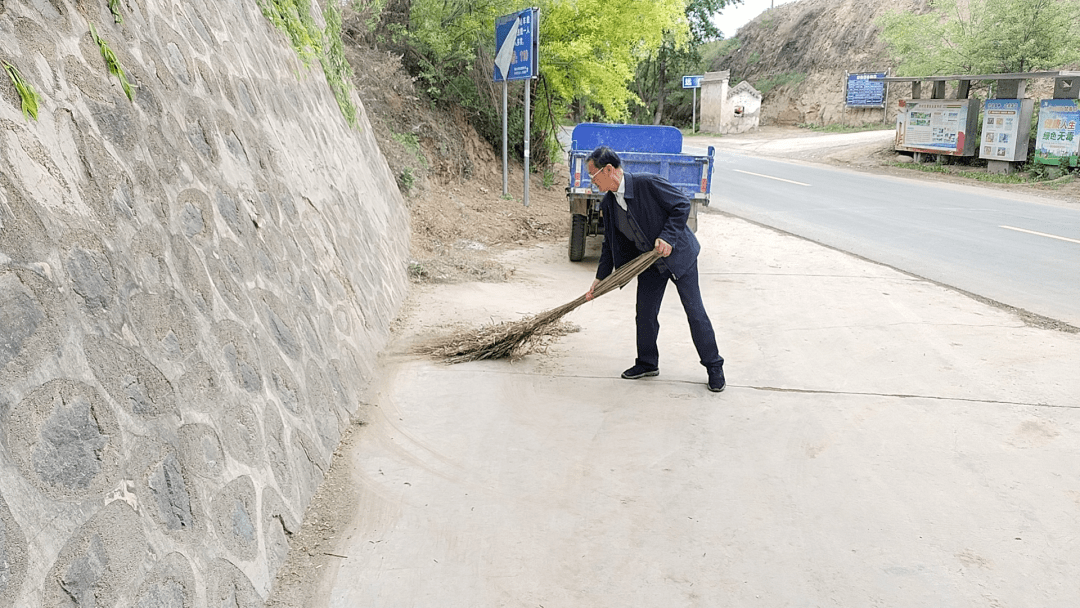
591, 250, 663, 300
535, 250, 663, 321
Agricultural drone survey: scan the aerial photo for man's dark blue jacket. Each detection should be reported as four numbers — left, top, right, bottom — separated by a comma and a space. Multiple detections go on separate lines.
596, 171, 701, 282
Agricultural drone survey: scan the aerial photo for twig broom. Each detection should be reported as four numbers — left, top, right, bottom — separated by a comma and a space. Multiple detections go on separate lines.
427, 250, 662, 364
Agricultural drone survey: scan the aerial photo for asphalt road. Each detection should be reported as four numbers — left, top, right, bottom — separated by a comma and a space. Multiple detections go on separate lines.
561, 125, 1080, 326
695, 147, 1080, 327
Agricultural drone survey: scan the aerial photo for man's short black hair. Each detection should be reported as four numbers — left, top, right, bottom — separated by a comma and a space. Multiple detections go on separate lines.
586, 146, 621, 169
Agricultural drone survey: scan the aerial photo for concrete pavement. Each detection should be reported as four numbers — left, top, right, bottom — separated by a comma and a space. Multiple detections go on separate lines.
322, 211, 1079, 607
683, 127, 897, 161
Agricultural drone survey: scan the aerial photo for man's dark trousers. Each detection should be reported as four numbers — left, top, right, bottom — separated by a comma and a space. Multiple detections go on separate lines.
634, 260, 724, 372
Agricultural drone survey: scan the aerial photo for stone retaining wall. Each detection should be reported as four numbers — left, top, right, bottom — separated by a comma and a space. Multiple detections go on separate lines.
0, 0, 410, 605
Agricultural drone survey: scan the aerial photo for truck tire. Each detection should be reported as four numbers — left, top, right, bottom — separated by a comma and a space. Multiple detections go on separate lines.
569, 213, 587, 261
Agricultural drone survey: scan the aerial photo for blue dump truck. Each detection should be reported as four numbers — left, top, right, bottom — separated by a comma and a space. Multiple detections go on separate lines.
565, 123, 715, 261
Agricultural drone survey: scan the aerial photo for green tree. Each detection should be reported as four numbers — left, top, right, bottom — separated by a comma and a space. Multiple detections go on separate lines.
879, 0, 1080, 76
399, 0, 688, 165
539, 0, 688, 121
632, 0, 740, 126
632, 37, 695, 125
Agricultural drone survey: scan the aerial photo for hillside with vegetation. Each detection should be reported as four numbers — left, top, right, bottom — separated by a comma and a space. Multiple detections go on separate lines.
707, 0, 1080, 127
707, 0, 928, 126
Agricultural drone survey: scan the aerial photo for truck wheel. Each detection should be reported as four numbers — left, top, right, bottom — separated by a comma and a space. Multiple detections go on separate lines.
569, 213, 587, 261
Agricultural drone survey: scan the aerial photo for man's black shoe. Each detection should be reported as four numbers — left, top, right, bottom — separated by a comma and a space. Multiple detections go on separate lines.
621, 364, 659, 380
707, 368, 726, 393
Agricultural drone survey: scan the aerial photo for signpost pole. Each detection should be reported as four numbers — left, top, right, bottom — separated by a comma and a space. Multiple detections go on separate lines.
692, 88, 697, 133
842, 72, 847, 127
494, 7, 538, 206
502, 80, 508, 196
523, 78, 531, 207
883, 80, 889, 125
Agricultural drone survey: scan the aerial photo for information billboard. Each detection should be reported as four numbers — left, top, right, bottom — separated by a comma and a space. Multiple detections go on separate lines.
494, 8, 539, 82
895, 99, 978, 156
978, 99, 1034, 162
846, 72, 887, 108
1034, 99, 1080, 166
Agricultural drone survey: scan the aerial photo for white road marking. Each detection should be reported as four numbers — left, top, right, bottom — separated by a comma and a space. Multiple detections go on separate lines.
999, 225, 1080, 245
733, 169, 811, 187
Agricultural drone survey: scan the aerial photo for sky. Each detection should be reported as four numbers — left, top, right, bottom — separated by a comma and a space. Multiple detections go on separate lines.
711, 0, 800, 39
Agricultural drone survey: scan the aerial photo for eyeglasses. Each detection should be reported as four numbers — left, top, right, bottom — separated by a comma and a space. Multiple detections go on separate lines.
588, 165, 604, 181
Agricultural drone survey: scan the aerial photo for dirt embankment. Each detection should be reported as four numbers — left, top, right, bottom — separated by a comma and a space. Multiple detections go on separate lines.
713, 0, 1069, 127
341, 13, 569, 285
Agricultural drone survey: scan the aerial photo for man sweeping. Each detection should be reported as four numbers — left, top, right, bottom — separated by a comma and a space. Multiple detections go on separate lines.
583, 146, 726, 393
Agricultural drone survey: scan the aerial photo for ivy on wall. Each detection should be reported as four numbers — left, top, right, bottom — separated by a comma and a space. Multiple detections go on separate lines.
109, 0, 123, 24
256, 0, 360, 128
3, 61, 41, 120
89, 22, 134, 102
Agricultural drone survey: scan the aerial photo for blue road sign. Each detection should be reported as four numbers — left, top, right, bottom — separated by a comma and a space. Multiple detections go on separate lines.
682, 75, 703, 89
846, 72, 887, 107
494, 8, 539, 82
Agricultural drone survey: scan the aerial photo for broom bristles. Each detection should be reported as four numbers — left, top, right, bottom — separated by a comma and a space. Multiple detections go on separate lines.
427, 250, 662, 363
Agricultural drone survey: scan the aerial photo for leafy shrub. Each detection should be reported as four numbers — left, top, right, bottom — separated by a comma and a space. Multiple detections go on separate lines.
399, 166, 415, 191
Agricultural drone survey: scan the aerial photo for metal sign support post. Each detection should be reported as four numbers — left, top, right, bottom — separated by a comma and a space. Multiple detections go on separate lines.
494, 7, 539, 207
842, 72, 847, 127
502, 81, 508, 196
883, 81, 890, 125
692, 87, 697, 133
523, 79, 531, 207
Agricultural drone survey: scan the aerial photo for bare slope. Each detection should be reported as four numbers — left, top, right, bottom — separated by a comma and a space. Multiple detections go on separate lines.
713, 0, 930, 125
340, 10, 570, 285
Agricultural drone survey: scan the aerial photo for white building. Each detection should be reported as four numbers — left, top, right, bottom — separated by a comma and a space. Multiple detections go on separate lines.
700, 70, 762, 134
